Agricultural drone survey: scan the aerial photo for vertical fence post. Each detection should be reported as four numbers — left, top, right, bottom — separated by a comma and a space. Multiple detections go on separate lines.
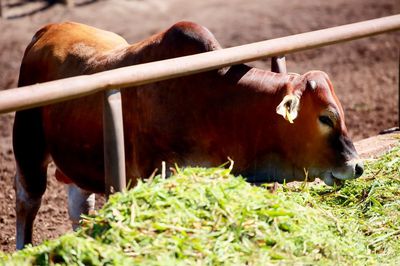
271, 55, 287, 74
103, 89, 126, 197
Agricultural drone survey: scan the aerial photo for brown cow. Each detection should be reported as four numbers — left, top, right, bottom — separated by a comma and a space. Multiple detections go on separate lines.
13, 21, 363, 249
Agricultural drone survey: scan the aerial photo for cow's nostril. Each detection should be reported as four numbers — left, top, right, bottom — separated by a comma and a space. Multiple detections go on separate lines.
355, 163, 364, 178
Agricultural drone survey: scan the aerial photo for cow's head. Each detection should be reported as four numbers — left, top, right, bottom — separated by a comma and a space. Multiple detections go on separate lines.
275, 70, 363, 186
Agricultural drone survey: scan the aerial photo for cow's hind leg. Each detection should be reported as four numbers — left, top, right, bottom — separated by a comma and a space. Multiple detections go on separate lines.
67, 184, 95, 230
13, 109, 49, 250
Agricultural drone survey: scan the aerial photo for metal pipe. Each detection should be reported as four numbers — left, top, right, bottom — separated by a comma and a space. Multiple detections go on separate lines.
271, 56, 287, 74
0, 15, 400, 114
103, 89, 126, 195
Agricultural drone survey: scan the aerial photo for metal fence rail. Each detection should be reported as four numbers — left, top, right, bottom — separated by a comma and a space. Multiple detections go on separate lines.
0, 14, 399, 114
1, 15, 399, 195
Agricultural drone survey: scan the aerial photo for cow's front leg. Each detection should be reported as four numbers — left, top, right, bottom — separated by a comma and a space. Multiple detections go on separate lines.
67, 184, 95, 230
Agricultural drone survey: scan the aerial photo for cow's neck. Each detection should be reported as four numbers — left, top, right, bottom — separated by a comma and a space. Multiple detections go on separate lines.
204, 65, 301, 180
240, 153, 309, 184
231, 65, 298, 93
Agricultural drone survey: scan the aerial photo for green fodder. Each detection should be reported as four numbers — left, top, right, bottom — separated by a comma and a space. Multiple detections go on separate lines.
0, 235, 135, 266
1, 145, 399, 265
78, 167, 355, 265
298, 144, 400, 264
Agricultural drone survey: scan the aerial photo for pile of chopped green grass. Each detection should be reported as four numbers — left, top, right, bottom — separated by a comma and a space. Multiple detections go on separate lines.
301, 143, 400, 264
1, 144, 399, 265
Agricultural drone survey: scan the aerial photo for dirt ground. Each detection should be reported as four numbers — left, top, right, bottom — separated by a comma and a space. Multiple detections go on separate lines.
0, 0, 399, 253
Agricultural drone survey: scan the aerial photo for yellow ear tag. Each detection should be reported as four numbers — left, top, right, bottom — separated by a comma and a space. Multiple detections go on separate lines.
285, 108, 294, 124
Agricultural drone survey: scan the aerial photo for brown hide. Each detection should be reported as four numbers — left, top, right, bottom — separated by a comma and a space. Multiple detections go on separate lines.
15, 21, 362, 194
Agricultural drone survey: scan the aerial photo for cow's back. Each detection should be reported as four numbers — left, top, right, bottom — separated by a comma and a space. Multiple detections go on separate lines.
17, 21, 228, 192
19, 22, 128, 84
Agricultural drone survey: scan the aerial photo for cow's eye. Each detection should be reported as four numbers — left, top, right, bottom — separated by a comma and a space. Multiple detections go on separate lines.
319, 115, 334, 128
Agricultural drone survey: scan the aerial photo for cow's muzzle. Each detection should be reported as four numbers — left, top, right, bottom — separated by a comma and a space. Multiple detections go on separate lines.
322, 159, 364, 186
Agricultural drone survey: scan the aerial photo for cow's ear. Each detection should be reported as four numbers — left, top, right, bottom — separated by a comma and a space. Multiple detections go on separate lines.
276, 94, 300, 124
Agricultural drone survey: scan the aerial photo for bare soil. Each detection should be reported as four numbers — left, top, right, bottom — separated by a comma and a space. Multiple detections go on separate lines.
0, 0, 399, 252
